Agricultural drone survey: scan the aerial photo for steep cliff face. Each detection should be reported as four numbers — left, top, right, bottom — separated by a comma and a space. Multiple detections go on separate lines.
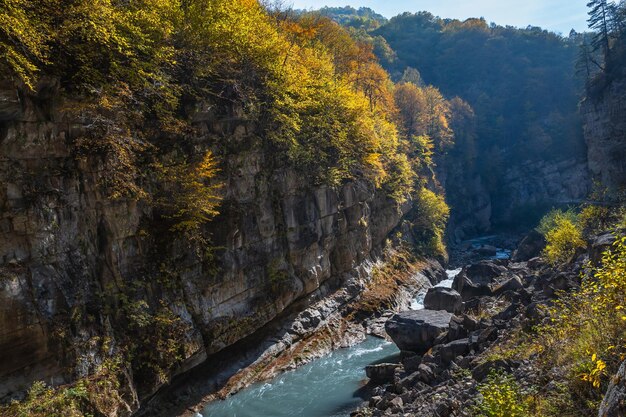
0, 82, 411, 409
581, 80, 626, 190
492, 158, 590, 226
443, 156, 590, 242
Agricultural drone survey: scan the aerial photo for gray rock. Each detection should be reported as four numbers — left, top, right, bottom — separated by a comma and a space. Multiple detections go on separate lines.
493, 303, 521, 321
475, 245, 498, 256
424, 287, 463, 314
512, 230, 546, 262
542, 272, 579, 297
527, 257, 545, 269
402, 354, 422, 373
385, 310, 454, 353
599, 360, 626, 417
416, 363, 437, 384
447, 316, 469, 341
591, 231, 622, 265
472, 359, 515, 382
438, 338, 470, 364
468, 327, 498, 349
366, 363, 400, 384
525, 302, 550, 325
453, 261, 507, 300
493, 275, 524, 295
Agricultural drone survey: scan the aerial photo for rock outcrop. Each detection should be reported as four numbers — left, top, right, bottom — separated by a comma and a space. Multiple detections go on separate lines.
443, 155, 589, 243
452, 260, 507, 300
512, 230, 546, 262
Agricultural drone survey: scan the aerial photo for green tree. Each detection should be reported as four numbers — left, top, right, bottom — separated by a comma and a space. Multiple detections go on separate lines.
587, 0, 613, 62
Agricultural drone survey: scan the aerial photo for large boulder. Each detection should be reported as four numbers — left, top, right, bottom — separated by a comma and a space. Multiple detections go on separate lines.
453, 260, 507, 300
365, 363, 400, 384
512, 230, 546, 262
599, 360, 626, 417
385, 310, 453, 353
424, 287, 463, 314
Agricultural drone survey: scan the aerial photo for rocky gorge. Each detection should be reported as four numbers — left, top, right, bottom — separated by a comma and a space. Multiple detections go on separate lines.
1, 1, 626, 417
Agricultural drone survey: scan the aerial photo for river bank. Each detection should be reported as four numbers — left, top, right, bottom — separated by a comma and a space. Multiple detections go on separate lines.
188, 237, 513, 417
134, 248, 445, 417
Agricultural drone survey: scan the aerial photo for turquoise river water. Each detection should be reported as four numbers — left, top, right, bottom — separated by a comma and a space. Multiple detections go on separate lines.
201, 337, 399, 417
201, 239, 509, 417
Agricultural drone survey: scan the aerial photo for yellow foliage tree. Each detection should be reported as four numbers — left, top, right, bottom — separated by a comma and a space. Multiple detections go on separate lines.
541, 212, 586, 265
155, 151, 222, 233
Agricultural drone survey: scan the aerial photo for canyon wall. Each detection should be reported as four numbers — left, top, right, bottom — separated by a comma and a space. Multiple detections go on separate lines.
443, 156, 590, 242
0, 81, 413, 411
581, 80, 626, 191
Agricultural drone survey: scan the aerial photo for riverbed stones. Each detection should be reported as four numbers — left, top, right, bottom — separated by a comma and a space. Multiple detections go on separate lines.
385, 310, 453, 353
423, 287, 463, 314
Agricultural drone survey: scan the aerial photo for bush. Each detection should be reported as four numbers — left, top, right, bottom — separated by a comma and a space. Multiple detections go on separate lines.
155, 150, 222, 234
537, 209, 585, 265
1, 357, 128, 417
536, 208, 579, 235
525, 236, 626, 415
473, 371, 530, 417
578, 204, 613, 235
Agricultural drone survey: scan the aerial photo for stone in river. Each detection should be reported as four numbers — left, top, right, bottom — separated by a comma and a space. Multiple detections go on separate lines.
385, 310, 453, 353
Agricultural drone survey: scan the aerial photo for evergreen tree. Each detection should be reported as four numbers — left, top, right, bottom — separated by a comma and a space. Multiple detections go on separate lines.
577, 36, 603, 83
587, 0, 613, 61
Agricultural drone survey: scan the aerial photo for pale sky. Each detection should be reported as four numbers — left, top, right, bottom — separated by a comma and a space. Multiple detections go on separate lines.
289, 0, 590, 34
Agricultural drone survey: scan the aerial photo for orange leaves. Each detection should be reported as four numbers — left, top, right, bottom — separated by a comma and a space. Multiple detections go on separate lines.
394, 82, 454, 153
280, 20, 318, 40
